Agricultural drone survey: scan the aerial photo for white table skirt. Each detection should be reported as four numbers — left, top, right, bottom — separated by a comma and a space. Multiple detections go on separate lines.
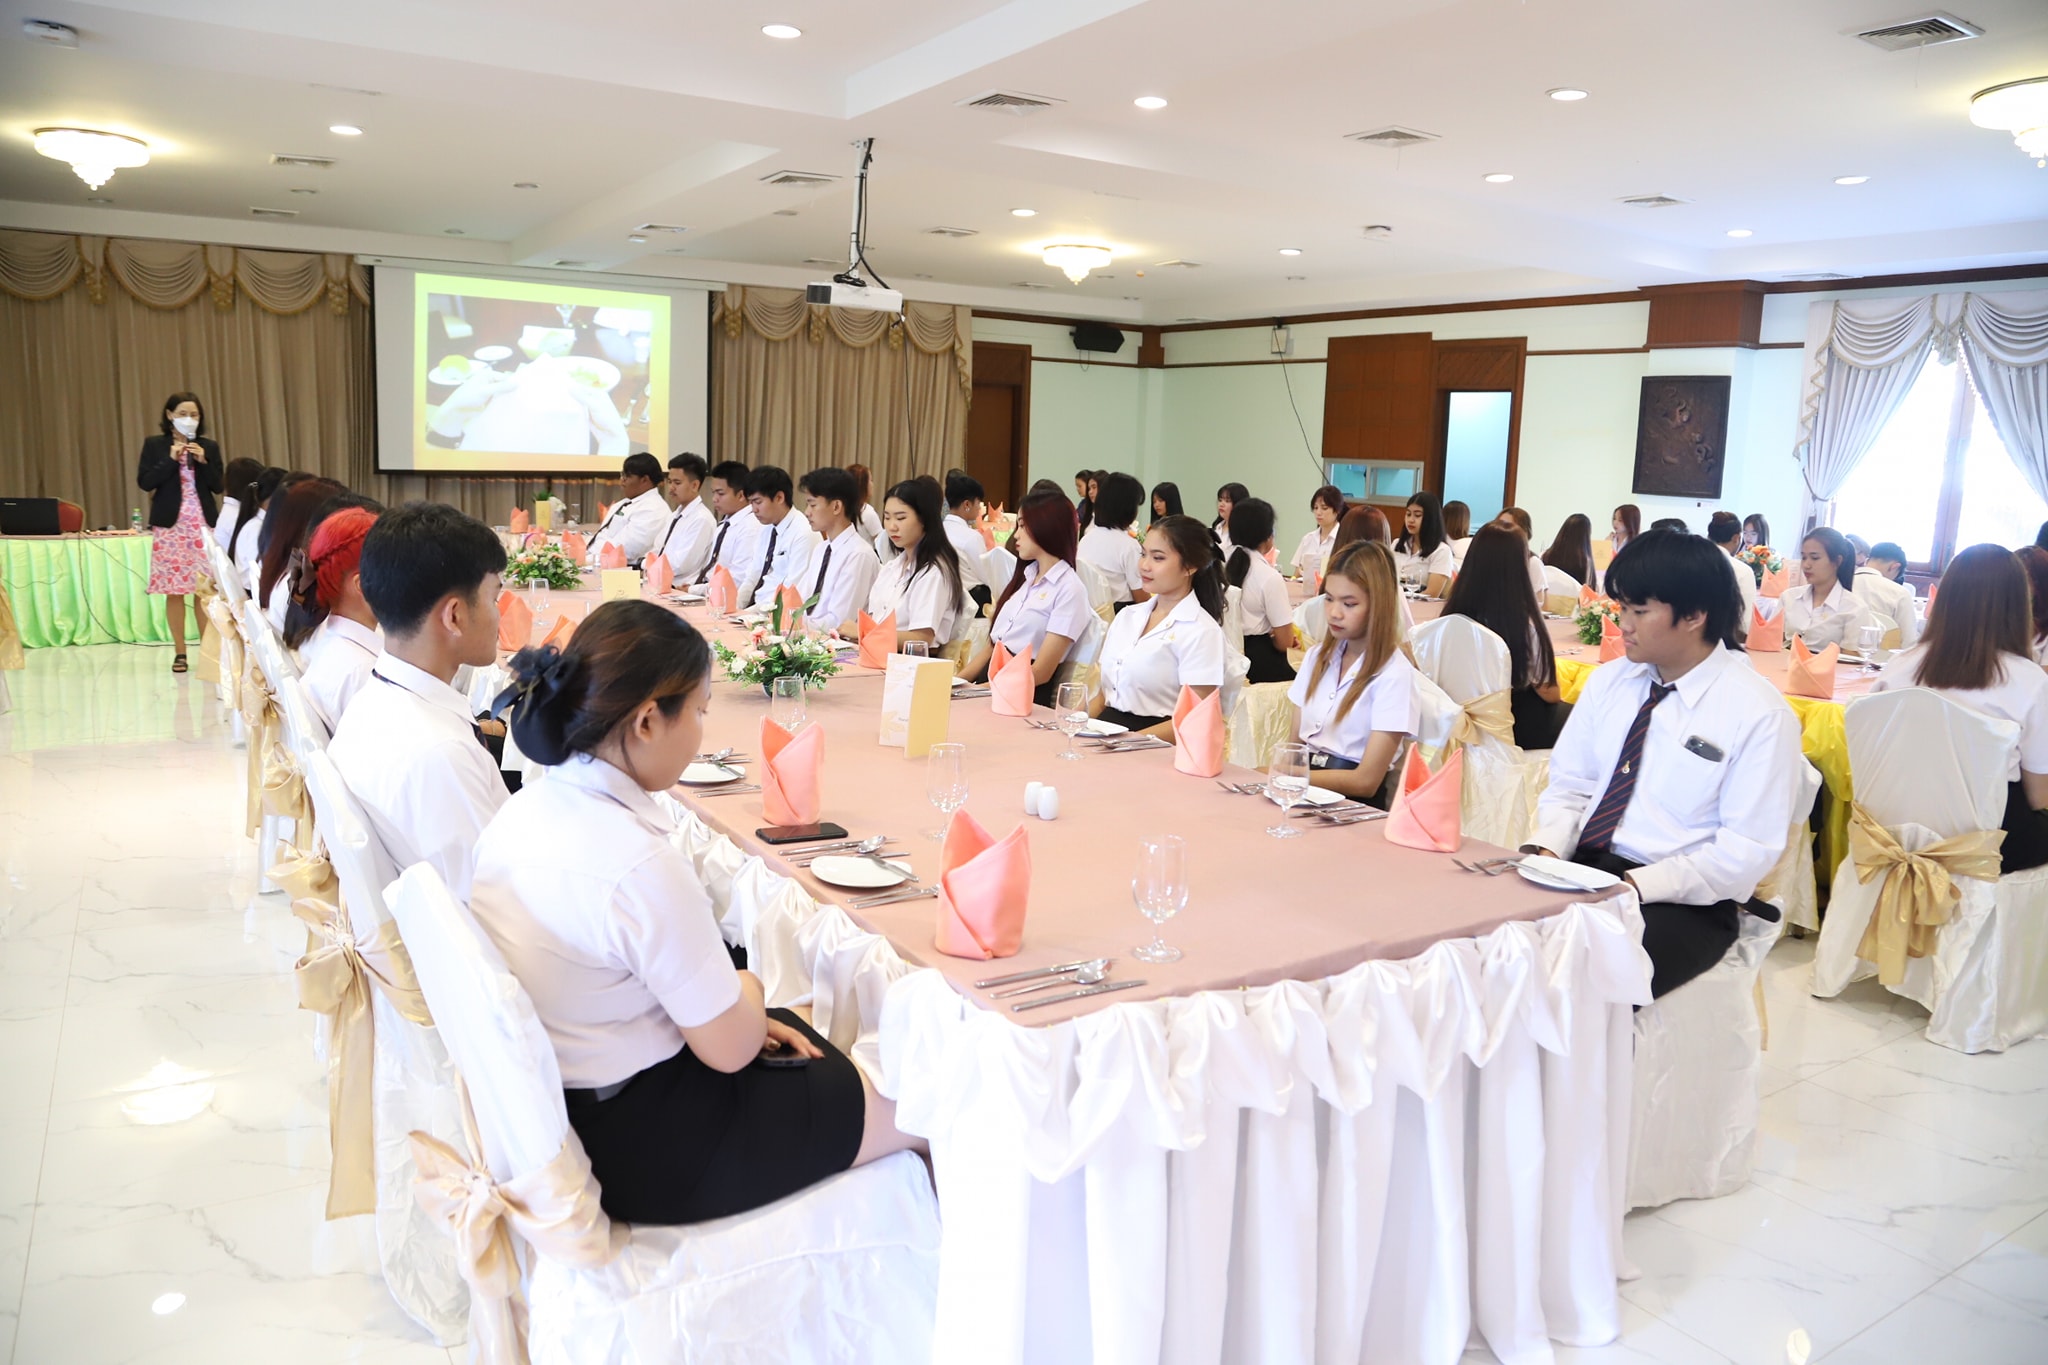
665, 801, 1653, 1365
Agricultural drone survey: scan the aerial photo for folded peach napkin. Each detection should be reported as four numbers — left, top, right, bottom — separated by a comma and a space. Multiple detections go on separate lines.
1759, 563, 1790, 598
523, 529, 548, 549
1384, 746, 1463, 853
1172, 685, 1224, 777
779, 583, 806, 624
858, 610, 897, 669
1264, 547, 1279, 566
1746, 604, 1783, 653
597, 541, 626, 570
989, 642, 1034, 717
706, 564, 737, 614
1788, 637, 1839, 699
496, 591, 533, 653
559, 532, 588, 563
509, 508, 529, 533
644, 556, 672, 595
932, 809, 1030, 960
761, 716, 822, 825
1578, 584, 1599, 610
540, 612, 577, 649
1598, 617, 1626, 663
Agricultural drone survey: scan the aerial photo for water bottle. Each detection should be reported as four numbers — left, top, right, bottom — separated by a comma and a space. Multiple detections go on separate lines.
130, 507, 142, 531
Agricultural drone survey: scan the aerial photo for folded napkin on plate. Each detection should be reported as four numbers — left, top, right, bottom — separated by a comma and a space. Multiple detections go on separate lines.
1788, 637, 1839, 699
1384, 746, 1463, 853
858, 610, 897, 669
1746, 604, 1783, 653
559, 532, 588, 563
509, 508, 529, 534
932, 809, 1030, 960
496, 591, 533, 653
779, 583, 806, 624
989, 642, 1034, 717
706, 564, 737, 614
540, 612, 577, 649
1172, 685, 1225, 777
644, 556, 672, 595
598, 541, 627, 570
761, 717, 822, 825
1759, 563, 1790, 599
1598, 616, 1627, 663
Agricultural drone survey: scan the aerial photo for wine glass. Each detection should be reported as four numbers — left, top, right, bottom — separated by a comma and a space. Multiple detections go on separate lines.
926, 743, 968, 840
903, 640, 931, 660
1857, 623, 1884, 674
1266, 742, 1311, 838
1053, 681, 1088, 761
1131, 834, 1188, 965
771, 675, 806, 732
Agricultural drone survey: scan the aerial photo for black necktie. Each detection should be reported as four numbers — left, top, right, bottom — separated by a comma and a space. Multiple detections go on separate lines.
1579, 682, 1677, 854
709, 517, 731, 567
756, 524, 778, 587
813, 543, 833, 595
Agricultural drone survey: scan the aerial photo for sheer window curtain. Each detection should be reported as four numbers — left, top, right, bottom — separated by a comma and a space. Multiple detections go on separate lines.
1958, 291, 2048, 506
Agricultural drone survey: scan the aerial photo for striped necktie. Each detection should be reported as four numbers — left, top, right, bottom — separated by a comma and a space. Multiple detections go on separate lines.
1577, 681, 1676, 855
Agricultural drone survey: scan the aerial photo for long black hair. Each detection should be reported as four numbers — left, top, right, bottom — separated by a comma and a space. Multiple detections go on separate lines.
496, 599, 713, 768
1442, 526, 1555, 690
1224, 498, 1277, 588
1212, 482, 1250, 533
1395, 490, 1446, 558
1149, 514, 1226, 621
884, 478, 964, 604
1150, 481, 1183, 523
227, 465, 287, 562
1541, 513, 1595, 586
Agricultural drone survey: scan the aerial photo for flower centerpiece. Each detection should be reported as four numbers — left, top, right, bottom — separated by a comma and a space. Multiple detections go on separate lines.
1574, 592, 1620, 646
1737, 544, 1783, 587
505, 542, 585, 591
712, 591, 840, 694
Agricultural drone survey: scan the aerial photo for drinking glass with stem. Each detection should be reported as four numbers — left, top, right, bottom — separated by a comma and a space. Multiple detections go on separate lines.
1857, 623, 1883, 674
771, 675, 807, 732
1266, 742, 1311, 838
902, 640, 931, 660
926, 742, 968, 840
1054, 681, 1089, 761
1131, 833, 1188, 964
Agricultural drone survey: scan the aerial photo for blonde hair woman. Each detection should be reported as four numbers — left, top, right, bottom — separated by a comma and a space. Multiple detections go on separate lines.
1283, 540, 1419, 802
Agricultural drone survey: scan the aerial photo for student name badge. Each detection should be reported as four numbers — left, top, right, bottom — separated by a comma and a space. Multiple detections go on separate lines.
532, 496, 554, 532
879, 655, 954, 756
600, 569, 640, 602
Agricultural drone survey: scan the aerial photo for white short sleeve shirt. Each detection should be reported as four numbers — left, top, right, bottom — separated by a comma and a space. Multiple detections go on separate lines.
298, 615, 381, 736
1292, 525, 1338, 576
990, 560, 1093, 657
1079, 524, 1144, 598
1098, 593, 1229, 718
1235, 553, 1294, 635
1288, 640, 1421, 762
866, 552, 965, 642
1393, 540, 1455, 587
942, 515, 989, 594
589, 486, 669, 566
656, 497, 717, 583
1873, 646, 2048, 781
794, 524, 881, 633
1762, 581, 1877, 650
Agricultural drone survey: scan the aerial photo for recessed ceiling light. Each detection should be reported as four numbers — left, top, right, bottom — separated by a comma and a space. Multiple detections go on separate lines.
443, 228, 464, 235
762, 23, 801, 39
1547, 87, 1589, 101
1285, 275, 1307, 281
1726, 228, 1753, 238
328, 124, 362, 137
1279, 247, 1303, 256
1011, 207, 1036, 217
150, 1293, 185, 1316
1483, 172, 1515, 183
772, 208, 799, 216
1834, 175, 1869, 185
1133, 95, 1168, 110
513, 181, 539, 190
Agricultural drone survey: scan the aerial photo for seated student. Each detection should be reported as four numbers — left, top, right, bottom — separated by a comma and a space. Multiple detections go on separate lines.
2019, 546, 2048, 667
1541, 513, 1596, 586
589, 452, 670, 567
1741, 513, 1769, 551
1612, 503, 1642, 556
1285, 540, 1418, 803
1079, 472, 1148, 609
847, 463, 891, 558
1292, 485, 1344, 578
1074, 469, 1096, 532
1494, 507, 1556, 602
1150, 481, 1183, 525
1392, 492, 1454, 597
941, 473, 992, 613
470, 600, 923, 1225
232, 466, 290, 590
1212, 483, 1249, 554
1442, 525, 1572, 751
1224, 498, 1298, 683
1091, 515, 1228, 737
328, 503, 511, 903
866, 479, 967, 651
1873, 544, 2048, 873
695, 460, 762, 596
1759, 527, 1876, 650
654, 453, 716, 584
1442, 499, 1472, 567
1650, 516, 1690, 534
792, 467, 881, 634
742, 465, 820, 610
213, 457, 263, 554
1706, 511, 1758, 643
257, 476, 345, 637
1854, 540, 1920, 648
961, 492, 1092, 706
1526, 529, 1803, 997
284, 500, 383, 734
1307, 504, 1412, 646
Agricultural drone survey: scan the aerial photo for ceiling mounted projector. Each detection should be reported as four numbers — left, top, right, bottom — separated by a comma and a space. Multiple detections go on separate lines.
807, 137, 903, 314
805, 280, 903, 312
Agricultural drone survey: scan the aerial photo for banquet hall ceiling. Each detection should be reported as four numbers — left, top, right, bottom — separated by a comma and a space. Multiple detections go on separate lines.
1, 0, 2045, 322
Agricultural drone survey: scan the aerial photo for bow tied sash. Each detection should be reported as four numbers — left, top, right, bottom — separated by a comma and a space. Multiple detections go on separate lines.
1847, 802, 2004, 985
1447, 688, 1516, 750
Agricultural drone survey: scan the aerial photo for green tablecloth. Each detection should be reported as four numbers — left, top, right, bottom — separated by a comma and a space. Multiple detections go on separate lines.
0, 535, 169, 647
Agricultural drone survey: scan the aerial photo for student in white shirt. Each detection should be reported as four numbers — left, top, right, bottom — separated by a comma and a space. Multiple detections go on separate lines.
472, 600, 922, 1225
1494, 506, 1553, 603
1149, 481, 1184, 526
792, 467, 881, 634
846, 463, 895, 561
257, 476, 345, 638
1286, 540, 1419, 802
1443, 499, 1472, 568
1872, 544, 2048, 872
1760, 527, 1877, 651
1079, 472, 1148, 609
588, 452, 669, 567
227, 466, 282, 590
1854, 540, 1920, 648
1540, 513, 1597, 588
962, 491, 1093, 707
742, 465, 820, 611
1527, 529, 1803, 997
212, 457, 261, 554
942, 472, 992, 614
1092, 515, 1229, 737
282, 501, 382, 735
1442, 526, 1571, 751
1212, 482, 1248, 555
694, 461, 761, 597
1224, 498, 1298, 683
328, 503, 512, 904
865, 477, 968, 651
1706, 511, 1759, 645
1292, 484, 1344, 579
1393, 492, 1455, 598
652, 453, 717, 584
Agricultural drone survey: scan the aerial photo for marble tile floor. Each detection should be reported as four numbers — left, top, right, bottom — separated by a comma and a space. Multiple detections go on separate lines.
1, 644, 2044, 1364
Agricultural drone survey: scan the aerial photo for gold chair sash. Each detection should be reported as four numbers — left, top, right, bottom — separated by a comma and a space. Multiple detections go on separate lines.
1448, 689, 1516, 750
262, 741, 312, 833
1847, 801, 2004, 985
242, 667, 276, 837
294, 896, 434, 1218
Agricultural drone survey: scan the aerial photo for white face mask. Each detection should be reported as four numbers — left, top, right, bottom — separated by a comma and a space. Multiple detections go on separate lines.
170, 415, 199, 438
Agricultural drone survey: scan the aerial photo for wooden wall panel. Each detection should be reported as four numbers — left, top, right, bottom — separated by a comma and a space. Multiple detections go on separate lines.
1642, 281, 1765, 349
1322, 332, 1434, 465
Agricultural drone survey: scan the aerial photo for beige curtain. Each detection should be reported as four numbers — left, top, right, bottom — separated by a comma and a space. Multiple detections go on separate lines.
712, 285, 970, 489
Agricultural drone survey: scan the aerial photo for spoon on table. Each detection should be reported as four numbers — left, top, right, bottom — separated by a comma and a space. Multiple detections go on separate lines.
789, 834, 891, 864
990, 959, 1111, 999
697, 747, 736, 765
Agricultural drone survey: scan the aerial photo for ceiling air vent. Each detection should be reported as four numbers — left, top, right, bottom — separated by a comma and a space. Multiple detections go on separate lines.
1009, 281, 1055, 290
1618, 194, 1691, 208
1152, 258, 1202, 269
553, 260, 591, 268
923, 226, 978, 238
760, 170, 840, 188
1856, 13, 1982, 51
248, 206, 299, 219
957, 90, 1064, 115
635, 222, 688, 234
801, 257, 844, 267
1346, 126, 1440, 149
270, 153, 335, 170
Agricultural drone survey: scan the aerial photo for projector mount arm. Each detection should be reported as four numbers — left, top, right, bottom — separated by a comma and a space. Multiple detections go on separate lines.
836, 137, 890, 291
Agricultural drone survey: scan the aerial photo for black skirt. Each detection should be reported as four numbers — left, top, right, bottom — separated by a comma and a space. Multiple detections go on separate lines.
564, 1009, 866, 1226
2001, 781, 2048, 874
1243, 633, 1297, 684
1509, 687, 1572, 752
1097, 704, 1170, 733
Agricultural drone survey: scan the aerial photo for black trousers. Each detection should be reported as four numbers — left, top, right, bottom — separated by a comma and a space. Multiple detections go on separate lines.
1509, 687, 1572, 752
1572, 848, 1774, 998
2001, 781, 2048, 874
1243, 633, 1297, 684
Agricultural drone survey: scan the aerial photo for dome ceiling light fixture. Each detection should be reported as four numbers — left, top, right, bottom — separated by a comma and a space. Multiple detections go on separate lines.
1042, 242, 1113, 284
35, 127, 150, 190
1971, 76, 2048, 167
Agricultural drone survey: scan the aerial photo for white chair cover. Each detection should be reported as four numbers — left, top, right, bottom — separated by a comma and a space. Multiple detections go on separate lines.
388, 864, 943, 1365
1542, 565, 1581, 601
984, 544, 1019, 597
1064, 608, 1108, 668
1225, 681, 1298, 770
1408, 615, 1550, 848
1293, 594, 1327, 648
1813, 688, 2048, 1052
1221, 584, 1246, 657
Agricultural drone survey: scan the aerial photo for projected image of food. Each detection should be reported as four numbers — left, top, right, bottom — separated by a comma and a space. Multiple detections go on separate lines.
422, 294, 654, 456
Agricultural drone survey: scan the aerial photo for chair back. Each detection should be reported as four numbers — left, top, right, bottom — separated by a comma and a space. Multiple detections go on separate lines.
1077, 560, 1121, 612
1844, 687, 2015, 838
1063, 607, 1108, 668
1542, 564, 1581, 600
302, 750, 402, 943
1408, 614, 1511, 706
389, 863, 574, 1182
1221, 584, 1245, 656
56, 500, 84, 533
1293, 594, 1327, 647
982, 545, 1018, 598
211, 538, 248, 606
275, 672, 327, 756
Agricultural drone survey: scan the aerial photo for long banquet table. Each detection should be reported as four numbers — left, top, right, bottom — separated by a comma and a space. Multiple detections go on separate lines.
0, 532, 168, 647
484, 588, 1654, 1364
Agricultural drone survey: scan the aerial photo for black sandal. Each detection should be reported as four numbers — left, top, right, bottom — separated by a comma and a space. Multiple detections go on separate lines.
171, 653, 188, 673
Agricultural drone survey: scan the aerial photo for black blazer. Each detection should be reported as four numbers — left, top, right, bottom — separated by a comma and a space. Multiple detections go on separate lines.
136, 434, 223, 528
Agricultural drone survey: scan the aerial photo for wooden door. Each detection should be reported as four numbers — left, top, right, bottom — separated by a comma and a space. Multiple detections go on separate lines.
967, 341, 1030, 508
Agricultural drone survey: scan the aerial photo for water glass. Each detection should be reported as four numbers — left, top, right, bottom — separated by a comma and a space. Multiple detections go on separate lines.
1131, 833, 1188, 965
771, 675, 807, 732
1054, 681, 1089, 760
903, 640, 931, 660
1266, 742, 1311, 838
926, 742, 968, 840
1857, 623, 1884, 674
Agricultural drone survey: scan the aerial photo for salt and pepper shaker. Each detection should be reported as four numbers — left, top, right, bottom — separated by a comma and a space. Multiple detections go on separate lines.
1037, 786, 1060, 820
1025, 781, 1044, 815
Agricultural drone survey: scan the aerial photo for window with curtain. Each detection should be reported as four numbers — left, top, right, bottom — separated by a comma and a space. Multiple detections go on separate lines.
1831, 352, 2045, 573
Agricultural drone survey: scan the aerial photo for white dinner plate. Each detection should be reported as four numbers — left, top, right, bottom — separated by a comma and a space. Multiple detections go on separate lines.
807, 855, 913, 889
426, 363, 473, 386
1271, 783, 1346, 808
678, 762, 745, 786
1080, 718, 1129, 736
473, 345, 513, 363
1515, 855, 1622, 893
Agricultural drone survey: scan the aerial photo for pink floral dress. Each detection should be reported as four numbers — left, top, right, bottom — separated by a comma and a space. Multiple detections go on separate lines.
148, 459, 207, 595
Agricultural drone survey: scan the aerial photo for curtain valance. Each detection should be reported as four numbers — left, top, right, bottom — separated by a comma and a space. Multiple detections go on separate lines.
0, 229, 369, 315
713, 284, 972, 396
